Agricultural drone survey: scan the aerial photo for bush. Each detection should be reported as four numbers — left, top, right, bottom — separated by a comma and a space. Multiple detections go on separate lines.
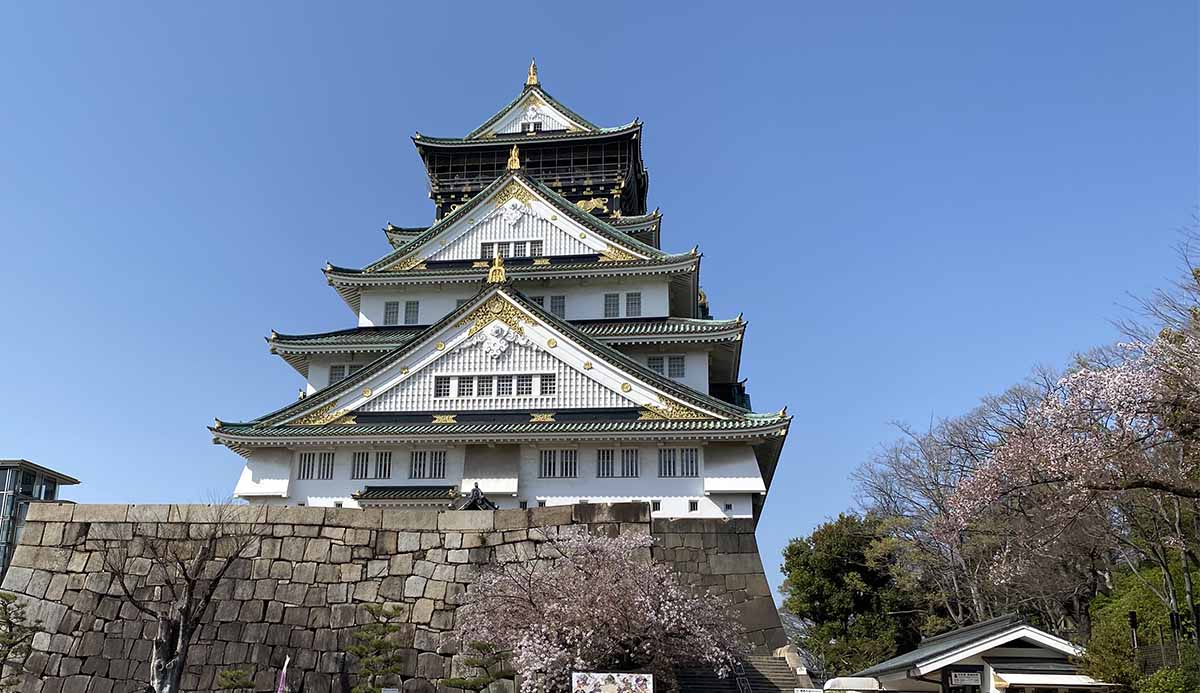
1135, 667, 1200, 693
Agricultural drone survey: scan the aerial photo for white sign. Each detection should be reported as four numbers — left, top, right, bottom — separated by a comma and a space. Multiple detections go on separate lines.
950, 671, 982, 686
571, 672, 654, 692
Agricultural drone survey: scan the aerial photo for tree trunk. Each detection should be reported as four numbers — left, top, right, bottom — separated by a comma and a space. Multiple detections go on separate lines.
150, 616, 187, 693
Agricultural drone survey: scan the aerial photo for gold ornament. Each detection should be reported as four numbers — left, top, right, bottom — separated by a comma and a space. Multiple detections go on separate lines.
507, 145, 521, 171
637, 395, 710, 421
546, 338, 557, 348
493, 180, 534, 207
599, 245, 637, 262
529, 412, 556, 423
288, 401, 348, 426
526, 58, 539, 86
575, 197, 609, 214
454, 295, 536, 337
487, 252, 506, 283
361, 387, 372, 398
432, 413, 457, 424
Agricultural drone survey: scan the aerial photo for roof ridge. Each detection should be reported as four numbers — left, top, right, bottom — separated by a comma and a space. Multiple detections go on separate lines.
461, 84, 604, 140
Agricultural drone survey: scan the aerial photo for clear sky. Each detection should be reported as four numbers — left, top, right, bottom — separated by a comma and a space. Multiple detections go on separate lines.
1, 2, 1195, 599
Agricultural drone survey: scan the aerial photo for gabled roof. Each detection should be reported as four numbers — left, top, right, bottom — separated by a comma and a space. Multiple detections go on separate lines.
346, 171, 666, 276
853, 615, 1082, 679
216, 284, 784, 436
383, 224, 428, 250
413, 122, 640, 148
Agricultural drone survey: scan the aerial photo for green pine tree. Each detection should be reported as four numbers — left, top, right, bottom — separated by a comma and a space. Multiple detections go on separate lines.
0, 591, 41, 691
216, 667, 256, 690
348, 603, 409, 693
441, 641, 516, 691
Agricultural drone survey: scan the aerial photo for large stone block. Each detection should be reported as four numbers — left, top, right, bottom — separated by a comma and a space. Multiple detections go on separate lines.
71, 505, 129, 523
438, 511, 494, 531
382, 509, 440, 530
26, 502, 74, 522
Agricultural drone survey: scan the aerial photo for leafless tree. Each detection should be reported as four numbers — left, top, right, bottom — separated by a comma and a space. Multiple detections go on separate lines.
102, 503, 264, 693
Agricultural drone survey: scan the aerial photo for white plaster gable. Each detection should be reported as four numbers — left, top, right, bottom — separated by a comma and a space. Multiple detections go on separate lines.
295, 291, 727, 422
397, 178, 650, 264
475, 91, 589, 137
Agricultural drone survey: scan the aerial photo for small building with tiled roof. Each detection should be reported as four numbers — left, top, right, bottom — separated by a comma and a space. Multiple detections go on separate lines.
212, 61, 790, 520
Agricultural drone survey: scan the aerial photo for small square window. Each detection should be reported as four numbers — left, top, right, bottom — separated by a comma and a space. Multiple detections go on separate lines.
688, 500, 699, 513
497, 376, 513, 396
495, 243, 509, 259
478, 376, 494, 397
540, 374, 556, 396
538, 500, 547, 508
480, 242, 494, 260
329, 365, 347, 385
516, 374, 534, 396
668, 356, 686, 379
724, 503, 734, 511
512, 241, 528, 257
530, 240, 544, 256
519, 500, 528, 509
457, 377, 474, 398
550, 295, 566, 318
651, 500, 661, 512
434, 376, 451, 398
626, 292, 641, 317
530, 296, 545, 307
383, 301, 400, 326
604, 293, 620, 318
647, 356, 664, 375
404, 301, 420, 325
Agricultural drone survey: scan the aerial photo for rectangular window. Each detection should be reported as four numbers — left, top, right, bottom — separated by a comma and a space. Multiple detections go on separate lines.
597, 449, 615, 478
329, 365, 347, 385
530, 240, 544, 256
560, 449, 577, 478
383, 301, 400, 326
621, 449, 640, 478
538, 500, 546, 508
550, 295, 566, 318
539, 450, 556, 479
647, 356, 664, 375
519, 500, 528, 509
317, 452, 335, 480
297, 452, 316, 480
497, 375, 513, 396
478, 376, 494, 397
512, 241, 528, 257
651, 499, 661, 512
689, 500, 699, 513
434, 376, 451, 398
680, 448, 699, 477
457, 377, 475, 398
495, 242, 508, 259
480, 242, 494, 260
604, 293, 620, 318
626, 292, 642, 317
529, 295, 545, 307
374, 451, 392, 479
668, 356, 686, 379
351, 451, 370, 480
404, 301, 419, 325
658, 448, 677, 478
539, 373, 556, 396
408, 450, 445, 479
516, 374, 534, 396
724, 503, 734, 511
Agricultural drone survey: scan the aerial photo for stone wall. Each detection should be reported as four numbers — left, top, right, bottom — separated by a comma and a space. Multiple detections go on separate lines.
2, 502, 784, 693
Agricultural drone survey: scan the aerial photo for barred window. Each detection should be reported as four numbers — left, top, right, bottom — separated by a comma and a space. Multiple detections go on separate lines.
537, 500, 546, 508
596, 449, 615, 478
404, 301, 419, 325
480, 242, 494, 259
680, 448, 699, 477
539, 450, 577, 478
495, 242, 508, 259
516, 374, 534, 396
317, 452, 335, 480
512, 241, 528, 257
434, 376, 451, 398
657, 448, 677, 477
410, 450, 446, 479
478, 376, 494, 397
621, 449, 640, 478
647, 356, 664, 375
688, 500, 699, 513
550, 295, 566, 318
651, 499, 661, 512
497, 375, 513, 396
530, 240, 544, 256
668, 356, 686, 379
626, 292, 641, 317
329, 365, 347, 385
457, 377, 475, 398
383, 301, 400, 326
604, 293, 620, 318
351, 451, 370, 480
529, 295, 545, 307
539, 374, 556, 396
539, 450, 556, 478
374, 451, 392, 479
297, 452, 316, 480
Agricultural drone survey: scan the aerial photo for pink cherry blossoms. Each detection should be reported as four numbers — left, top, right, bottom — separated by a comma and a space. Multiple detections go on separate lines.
453, 527, 745, 692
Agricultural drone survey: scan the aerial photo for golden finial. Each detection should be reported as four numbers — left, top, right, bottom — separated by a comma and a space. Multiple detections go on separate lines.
487, 250, 506, 283
507, 145, 521, 171
526, 58, 539, 86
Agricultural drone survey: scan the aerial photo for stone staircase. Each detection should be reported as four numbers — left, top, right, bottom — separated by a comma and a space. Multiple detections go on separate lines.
676, 655, 802, 692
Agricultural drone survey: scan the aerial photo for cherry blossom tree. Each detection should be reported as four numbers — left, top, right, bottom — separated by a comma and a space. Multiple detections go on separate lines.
453, 528, 745, 692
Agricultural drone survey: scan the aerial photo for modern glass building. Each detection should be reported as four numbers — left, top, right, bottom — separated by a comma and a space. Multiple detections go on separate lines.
0, 459, 79, 578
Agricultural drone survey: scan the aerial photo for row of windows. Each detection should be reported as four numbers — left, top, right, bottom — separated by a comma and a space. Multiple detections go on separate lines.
433, 374, 555, 398
603, 292, 641, 318
329, 363, 365, 386
383, 300, 420, 326
300, 450, 446, 481
537, 448, 698, 479
480, 240, 545, 260
528, 295, 566, 318
648, 355, 687, 379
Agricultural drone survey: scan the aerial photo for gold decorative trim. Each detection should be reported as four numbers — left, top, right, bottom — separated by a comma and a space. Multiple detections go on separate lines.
599, 245, 637, 262
575, 197, 609, 214
550, 214, 558, 221
432, 414, 457, 424
583, 361, 593, 370
330, 413, 357, 426
435, 342, 446, 351
380, 256, 427, 273
637, 395, 710, 421
578, 232, 587, 239
530, 412, 556, 423
532, 257, 551, 266
493, 181, 534, 207
361, 387, 373, 398
472, 260, 489, 268
400, 367, 409, 375
620, 383, 632, 393
525, 58, 539, 86
454, 295, 536, 337
289, 401, 345, 427
487, 253, 506, 283
507, 145, 521, 171
546, 338, 557, 348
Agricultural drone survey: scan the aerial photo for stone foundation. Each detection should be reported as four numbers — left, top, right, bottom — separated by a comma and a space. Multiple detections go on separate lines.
2, 502, 784, 693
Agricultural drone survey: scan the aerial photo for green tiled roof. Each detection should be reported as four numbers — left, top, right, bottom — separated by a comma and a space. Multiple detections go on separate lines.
353, 485, 457, 501
328, 254, 695, 280
215, 417, 787, 440
414, 122, 639, 147
351, 171, 668, 275
460, 84, 602, 140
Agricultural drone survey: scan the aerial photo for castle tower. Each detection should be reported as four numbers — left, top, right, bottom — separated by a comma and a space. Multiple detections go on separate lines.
213, 63, 790, 520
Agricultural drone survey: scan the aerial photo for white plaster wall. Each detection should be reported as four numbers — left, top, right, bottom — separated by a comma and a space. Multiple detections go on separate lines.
307, 353, 383, 392
618, 346, 711, 393
234, 448, 292, 498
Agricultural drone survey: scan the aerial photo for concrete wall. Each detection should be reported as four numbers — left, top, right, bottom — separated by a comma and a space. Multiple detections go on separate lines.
3, 502, 784, 693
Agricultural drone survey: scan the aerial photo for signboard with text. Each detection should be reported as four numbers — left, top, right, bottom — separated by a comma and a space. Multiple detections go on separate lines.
571, 672, 653, 692
949, 670, 982, 686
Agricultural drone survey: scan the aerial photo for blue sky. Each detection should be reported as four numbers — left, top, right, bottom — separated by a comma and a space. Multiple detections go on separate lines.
0, 2, 1195, 598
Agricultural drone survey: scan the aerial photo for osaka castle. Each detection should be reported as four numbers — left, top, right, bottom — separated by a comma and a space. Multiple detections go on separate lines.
211, 61, 791, 519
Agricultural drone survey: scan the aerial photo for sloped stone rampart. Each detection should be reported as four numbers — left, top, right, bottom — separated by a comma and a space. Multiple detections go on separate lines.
3, 503, 785, 693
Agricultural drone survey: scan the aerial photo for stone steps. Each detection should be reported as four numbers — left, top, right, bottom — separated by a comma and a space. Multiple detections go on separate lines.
676, 655, 801, 692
